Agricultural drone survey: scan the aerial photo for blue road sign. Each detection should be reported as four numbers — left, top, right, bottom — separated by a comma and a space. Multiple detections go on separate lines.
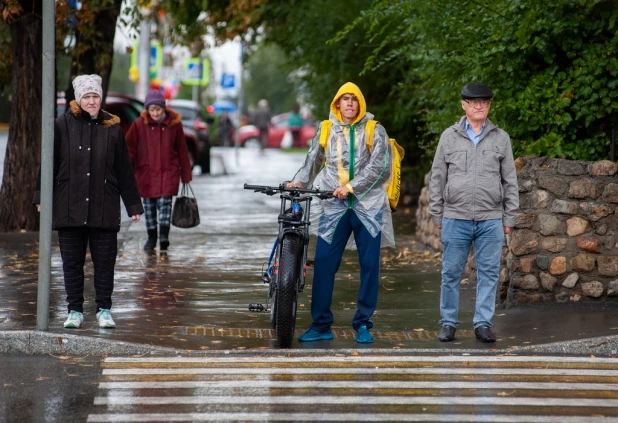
221, 73, 235, 89
182, 59, 210, 86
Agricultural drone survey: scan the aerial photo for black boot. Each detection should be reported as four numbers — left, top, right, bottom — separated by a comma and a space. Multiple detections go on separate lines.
144, 229, 157, 251
159, 225, 170, 250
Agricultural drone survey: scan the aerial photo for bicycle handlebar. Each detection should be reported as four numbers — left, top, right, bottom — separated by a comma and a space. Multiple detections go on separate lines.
244, 183, 334, 199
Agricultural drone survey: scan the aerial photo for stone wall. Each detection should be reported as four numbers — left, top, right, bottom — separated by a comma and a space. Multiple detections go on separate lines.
415, 157, 618, 306
415, 173, 442, 252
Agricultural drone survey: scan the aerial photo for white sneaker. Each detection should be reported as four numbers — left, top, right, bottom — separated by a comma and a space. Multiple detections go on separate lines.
63, 310, 84, 328
96, 309, 116, 328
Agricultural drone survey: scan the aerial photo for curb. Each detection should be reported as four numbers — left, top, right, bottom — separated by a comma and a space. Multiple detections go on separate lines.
0, 331, 179, 356
1, 330, 617, 357
514, 335, 618, 356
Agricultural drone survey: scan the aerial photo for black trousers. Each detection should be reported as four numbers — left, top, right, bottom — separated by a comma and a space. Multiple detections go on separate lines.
57, 227, 118, 313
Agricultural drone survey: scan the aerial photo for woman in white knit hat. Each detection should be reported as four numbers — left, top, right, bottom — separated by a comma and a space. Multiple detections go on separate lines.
34, 74, 144, 329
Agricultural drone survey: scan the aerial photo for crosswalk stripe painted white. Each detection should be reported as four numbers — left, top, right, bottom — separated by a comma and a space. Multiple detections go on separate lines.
104, 355, 618, 364
92, 395, 618, 407
90, 354, 618, 422
96, 380, 618, 390
86, 413, 618, 422
102, 367, 618, 376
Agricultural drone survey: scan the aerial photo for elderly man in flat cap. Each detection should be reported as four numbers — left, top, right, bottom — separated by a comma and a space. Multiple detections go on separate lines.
428, 83, 519, 343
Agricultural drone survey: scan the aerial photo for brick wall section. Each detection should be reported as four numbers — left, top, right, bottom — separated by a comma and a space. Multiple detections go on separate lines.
415, 157, 618, 306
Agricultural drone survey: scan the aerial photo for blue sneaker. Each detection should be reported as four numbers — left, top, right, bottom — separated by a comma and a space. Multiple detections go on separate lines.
356, 325, 374, 343
298, 328, 334, 342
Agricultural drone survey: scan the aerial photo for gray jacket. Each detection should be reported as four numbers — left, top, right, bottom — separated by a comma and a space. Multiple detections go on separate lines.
429, 116, 519, 227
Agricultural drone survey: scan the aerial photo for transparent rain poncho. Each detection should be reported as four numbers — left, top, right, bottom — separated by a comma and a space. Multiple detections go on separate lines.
291, 106, 395, 249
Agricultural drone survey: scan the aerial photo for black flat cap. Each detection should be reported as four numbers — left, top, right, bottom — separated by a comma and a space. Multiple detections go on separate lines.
461, 83, 493, 100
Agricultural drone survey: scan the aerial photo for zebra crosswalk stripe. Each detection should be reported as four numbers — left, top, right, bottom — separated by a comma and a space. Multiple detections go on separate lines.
88, 354, 618, 422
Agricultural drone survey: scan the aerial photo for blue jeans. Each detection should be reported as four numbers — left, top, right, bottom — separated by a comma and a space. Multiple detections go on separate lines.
440, 218, 504, 329
311, 209, 382, 332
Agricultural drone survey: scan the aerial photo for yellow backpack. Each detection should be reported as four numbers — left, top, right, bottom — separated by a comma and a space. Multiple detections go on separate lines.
319, 120, 405, 211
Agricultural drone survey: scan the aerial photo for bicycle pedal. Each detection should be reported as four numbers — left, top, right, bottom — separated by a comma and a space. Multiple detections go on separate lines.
248, 303, 266, 312
306, 260, 315, 267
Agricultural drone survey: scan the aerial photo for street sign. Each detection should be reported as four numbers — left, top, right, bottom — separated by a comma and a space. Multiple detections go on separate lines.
221, 73, 235, 89
157, 67, 189, 81
129, 40, 162, 81
182, 58, 210, 86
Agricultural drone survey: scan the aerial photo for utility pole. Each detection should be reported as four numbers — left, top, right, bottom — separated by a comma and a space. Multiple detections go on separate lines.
234, 42, 245, 166
37, 0, 56, 331
137, 14, 151, 100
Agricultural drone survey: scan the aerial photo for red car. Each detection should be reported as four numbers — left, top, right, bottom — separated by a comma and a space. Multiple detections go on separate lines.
239, 113, 316, 148
57, 93, 203, 169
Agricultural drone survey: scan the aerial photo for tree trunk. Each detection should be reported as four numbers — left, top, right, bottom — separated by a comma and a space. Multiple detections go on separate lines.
64, 0, 123, 104
0, 0, 42, 231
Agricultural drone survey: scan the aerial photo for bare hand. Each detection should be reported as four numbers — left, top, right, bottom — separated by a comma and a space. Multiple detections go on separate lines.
132, 214, 140, 223
287, 181, 303, 188
504, 226, 511, 234
36, 204, 40, 213
436, 224, 441, 230
333, 186, 350, 199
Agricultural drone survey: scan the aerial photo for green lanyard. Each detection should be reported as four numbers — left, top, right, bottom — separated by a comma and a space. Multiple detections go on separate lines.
342, 122, 365, 208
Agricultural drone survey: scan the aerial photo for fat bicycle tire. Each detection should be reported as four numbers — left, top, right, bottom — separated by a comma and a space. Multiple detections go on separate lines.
275, 233, 302, 348
270, 287, 277, 329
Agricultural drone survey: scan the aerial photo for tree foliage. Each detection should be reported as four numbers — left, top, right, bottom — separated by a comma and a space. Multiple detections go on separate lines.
245, 0, 423, 177
243, 43, 297, 114
56, 0, 123, 103
344, 0, 618, 161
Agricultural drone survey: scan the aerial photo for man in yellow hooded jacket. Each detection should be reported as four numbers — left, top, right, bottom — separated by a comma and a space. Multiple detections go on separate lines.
288, 82, 394, 343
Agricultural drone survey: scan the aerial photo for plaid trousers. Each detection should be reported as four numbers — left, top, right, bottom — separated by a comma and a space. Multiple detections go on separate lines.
142, 196, 173, 230
57, 227, 118, 313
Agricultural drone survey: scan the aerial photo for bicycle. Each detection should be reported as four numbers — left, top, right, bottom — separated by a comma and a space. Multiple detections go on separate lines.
244, 183, 333, 348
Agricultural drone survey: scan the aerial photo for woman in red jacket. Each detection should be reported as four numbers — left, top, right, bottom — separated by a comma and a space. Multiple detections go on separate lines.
126, 90, 193, 251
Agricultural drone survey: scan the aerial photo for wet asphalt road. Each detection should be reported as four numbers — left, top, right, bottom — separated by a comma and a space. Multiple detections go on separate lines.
0, 355, 102, 422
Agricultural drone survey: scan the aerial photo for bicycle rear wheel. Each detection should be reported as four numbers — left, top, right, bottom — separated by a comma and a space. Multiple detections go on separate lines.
270, 284, 277, 329
275, 233, 302, 348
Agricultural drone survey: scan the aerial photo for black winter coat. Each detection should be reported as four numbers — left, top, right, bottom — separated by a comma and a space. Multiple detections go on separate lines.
34, 101, 144, 231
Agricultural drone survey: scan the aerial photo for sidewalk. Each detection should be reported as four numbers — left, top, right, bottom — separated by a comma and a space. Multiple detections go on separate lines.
1, 147, 618, 356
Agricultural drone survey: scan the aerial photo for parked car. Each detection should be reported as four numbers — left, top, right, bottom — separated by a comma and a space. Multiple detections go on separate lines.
239, 112, 316, 148
57, 93, 203, 171
166, 99, 214, 173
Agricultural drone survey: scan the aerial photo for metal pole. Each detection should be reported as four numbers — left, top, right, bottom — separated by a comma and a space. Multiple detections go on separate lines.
192, 84, 198, 103
234, 43, 244, 166
37, 0, 56, 331
137, 18, 151, 100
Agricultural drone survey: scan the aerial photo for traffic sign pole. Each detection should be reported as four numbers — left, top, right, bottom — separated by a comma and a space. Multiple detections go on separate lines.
137, 18, 151, 100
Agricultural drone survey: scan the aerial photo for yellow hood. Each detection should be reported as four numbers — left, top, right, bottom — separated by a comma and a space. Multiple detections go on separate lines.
330, 82, 366, 125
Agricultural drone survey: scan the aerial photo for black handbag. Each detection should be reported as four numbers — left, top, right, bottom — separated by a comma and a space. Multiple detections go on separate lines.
171, 184, 200, 228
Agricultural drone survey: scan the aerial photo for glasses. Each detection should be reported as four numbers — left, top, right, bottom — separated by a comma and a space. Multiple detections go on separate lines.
464, 99, 491, 107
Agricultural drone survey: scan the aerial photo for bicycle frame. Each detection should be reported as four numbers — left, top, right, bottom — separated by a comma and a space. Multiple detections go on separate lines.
244, 183, 332, 347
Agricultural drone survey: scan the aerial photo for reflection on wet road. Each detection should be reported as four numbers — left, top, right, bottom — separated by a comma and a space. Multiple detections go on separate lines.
87, 354, 618, 422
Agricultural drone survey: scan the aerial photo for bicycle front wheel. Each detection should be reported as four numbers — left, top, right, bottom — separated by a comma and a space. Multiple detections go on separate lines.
275, 233, 302, 348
